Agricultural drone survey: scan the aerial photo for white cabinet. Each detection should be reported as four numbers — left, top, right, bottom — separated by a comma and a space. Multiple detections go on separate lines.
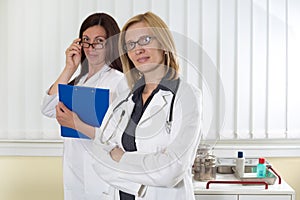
194, 194, 293, 200
239, 195, 292, 200
194, 195, 237, 200
194, 174, 295, 200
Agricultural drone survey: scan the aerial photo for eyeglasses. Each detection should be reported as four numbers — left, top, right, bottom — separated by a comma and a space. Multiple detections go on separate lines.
81, 42, 105, 49
124, 35, 156, 51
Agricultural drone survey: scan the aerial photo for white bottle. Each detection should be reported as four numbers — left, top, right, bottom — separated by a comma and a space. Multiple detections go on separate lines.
236, 151, 245, 177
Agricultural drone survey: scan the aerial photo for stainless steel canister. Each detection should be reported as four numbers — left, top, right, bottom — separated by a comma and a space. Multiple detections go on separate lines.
193, 154, 217, 181
196, 144, 211, 158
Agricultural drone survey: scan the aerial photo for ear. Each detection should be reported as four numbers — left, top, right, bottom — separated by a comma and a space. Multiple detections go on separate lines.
164, 51, 170, 67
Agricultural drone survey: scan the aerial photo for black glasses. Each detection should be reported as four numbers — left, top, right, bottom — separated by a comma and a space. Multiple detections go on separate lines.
81, 42, 105, 49
124, 35, 156, 51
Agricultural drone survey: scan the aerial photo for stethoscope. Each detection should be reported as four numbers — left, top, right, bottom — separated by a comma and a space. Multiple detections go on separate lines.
99, 79, 180, 145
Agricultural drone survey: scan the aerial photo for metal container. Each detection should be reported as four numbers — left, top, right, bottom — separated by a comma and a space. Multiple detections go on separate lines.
193, 154, 217, 181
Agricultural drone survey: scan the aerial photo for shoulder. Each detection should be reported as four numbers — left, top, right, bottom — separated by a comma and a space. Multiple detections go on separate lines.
105, 68, 130, 97
102, 68, 128, 89
175, 79, 202, 113
177, 79, 202, 99
175, 80, 203, 118
105, 68, 124, 79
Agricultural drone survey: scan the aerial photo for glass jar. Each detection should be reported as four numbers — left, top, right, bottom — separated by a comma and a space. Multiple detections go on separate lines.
193, 154, 216, 181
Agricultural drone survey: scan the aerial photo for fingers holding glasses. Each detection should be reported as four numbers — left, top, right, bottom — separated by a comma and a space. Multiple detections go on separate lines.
65, 38, 82, 70
73, 38, 81, 44
66, 38, 82, 55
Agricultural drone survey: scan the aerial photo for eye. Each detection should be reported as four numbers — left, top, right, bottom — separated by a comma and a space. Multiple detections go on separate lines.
125, 41, 136, 50
95, 38, 105, 43
82, 37, 89, 42
140, 36, 151, 45
144, 36, 151, 42
129, 42, 136, 48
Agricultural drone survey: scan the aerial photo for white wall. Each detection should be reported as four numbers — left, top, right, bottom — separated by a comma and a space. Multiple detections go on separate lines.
0, 0, 299, 147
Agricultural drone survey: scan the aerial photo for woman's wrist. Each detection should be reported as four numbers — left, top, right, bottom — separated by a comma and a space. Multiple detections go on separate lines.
61, 66, 77, 79
75, 118, 96, 139
110, 146, 125, 162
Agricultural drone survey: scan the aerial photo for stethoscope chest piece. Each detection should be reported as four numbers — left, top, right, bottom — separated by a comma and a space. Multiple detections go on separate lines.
165, 121, 172, 134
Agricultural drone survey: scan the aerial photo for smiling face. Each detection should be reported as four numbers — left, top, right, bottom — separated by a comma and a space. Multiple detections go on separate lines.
82, 25, 107, 67
125, 22, 165, 76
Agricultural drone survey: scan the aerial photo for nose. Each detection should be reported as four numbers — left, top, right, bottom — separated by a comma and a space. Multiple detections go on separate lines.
85, 46, 96, 54
134, 46, 144, 55
88, 45, 95, 50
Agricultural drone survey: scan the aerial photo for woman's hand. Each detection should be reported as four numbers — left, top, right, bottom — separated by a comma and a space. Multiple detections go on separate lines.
65, 38, 82, 71
47, 38, 82, 96
110, 146, 125, 162
55, 102, 96, 139
55, 101, 80, 129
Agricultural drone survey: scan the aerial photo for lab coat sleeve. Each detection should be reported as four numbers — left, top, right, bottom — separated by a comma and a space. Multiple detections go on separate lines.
87, 140, 144, 196
40, 89, 58, 118
115, 76, 130, 98
94, 84, 202, 188
116, 86, 202, 187
91, 95, 145, 196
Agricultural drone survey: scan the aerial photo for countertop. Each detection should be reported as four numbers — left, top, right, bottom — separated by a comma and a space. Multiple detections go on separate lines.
193, 173, 295, 195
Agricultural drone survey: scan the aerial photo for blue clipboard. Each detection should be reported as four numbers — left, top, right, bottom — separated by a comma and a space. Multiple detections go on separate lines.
58, 84, 109, 139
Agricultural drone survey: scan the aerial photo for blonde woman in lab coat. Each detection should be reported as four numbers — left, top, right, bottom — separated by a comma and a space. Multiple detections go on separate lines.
57, 11, 202, 200
41, 13, 128, 200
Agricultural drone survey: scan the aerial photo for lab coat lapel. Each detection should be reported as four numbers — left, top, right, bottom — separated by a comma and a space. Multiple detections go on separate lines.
126, 94, 135, 118
139, 90, 172, 125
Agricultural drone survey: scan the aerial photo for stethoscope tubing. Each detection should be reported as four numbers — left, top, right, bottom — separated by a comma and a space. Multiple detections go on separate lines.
100, 80, 179, 144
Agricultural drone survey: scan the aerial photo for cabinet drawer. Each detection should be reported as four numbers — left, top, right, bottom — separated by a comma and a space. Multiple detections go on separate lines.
194, 195, 237, 200
239, 195, 291, 200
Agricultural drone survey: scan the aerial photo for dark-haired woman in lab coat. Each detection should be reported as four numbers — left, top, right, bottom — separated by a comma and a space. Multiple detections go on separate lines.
41, 13, 128, 200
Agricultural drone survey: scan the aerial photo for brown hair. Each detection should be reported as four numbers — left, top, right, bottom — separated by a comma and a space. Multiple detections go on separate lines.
71, 13, 122, 85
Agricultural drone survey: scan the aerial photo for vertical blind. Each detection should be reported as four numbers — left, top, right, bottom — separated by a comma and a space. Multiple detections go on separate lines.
0, 0, 299, 141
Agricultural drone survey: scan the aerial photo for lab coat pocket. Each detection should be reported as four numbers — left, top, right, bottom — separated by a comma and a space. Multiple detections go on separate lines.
83, 151, 111, 196
98, 191, 115, 200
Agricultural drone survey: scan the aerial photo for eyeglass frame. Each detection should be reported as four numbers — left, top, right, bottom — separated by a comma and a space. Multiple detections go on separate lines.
80, 41, 106, 49
123, 35, 156, 52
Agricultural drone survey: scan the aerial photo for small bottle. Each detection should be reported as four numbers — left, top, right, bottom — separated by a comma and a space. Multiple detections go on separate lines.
257, 157, 266, 178
236, 151, 245, 177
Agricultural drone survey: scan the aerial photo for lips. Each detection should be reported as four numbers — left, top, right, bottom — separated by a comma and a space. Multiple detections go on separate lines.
87, 54, 99, 59
87, 53, 99, 56
137, 56, 150, 63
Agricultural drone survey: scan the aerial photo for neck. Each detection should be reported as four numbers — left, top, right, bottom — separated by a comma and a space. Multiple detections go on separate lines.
87, 62, 105, 80
143, 83, 158, 94
142, 66, 166, 94
143, 64, 166, 81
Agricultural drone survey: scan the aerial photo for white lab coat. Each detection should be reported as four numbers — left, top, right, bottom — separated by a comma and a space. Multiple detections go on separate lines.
82, 79, 202, 200
41, 64, 128, 200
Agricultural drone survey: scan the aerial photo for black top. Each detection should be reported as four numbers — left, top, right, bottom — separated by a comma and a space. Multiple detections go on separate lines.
119, 71, 179, 200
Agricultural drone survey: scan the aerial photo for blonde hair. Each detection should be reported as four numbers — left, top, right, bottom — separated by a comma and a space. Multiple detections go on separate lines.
119, 11, 180, 89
